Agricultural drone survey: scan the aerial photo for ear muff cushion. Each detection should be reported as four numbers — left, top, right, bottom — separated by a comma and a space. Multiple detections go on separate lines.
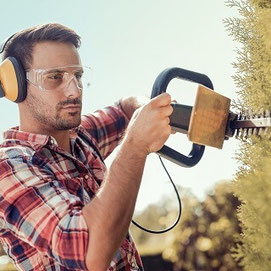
0, 57, 26, 103
8, 57, 27, 103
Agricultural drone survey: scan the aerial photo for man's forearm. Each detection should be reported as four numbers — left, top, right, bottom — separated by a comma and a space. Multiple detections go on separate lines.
82, 93, 172, 270
82, 138, 147, 270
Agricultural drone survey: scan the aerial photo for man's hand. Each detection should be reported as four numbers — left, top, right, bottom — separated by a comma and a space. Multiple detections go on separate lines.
124, 93, 173, 156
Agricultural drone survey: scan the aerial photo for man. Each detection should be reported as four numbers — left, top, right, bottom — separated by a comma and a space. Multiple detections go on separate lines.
0, 23, 173, 270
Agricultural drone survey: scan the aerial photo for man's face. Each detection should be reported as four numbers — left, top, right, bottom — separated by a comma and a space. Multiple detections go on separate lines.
25, 41, 83, 131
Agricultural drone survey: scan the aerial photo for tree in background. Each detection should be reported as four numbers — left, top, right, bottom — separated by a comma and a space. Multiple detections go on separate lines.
224, 0, 271, 270
132, 182, 242, 271
164, 182, 242, 271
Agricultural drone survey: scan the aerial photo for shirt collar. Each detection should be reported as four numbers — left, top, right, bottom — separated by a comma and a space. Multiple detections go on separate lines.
3, 126, 85, 151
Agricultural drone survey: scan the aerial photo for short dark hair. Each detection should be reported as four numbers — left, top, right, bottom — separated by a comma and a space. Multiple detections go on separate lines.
2, 23, 81, 69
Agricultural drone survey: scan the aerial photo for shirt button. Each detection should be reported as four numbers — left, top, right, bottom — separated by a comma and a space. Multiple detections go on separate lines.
84, 175, 90, 179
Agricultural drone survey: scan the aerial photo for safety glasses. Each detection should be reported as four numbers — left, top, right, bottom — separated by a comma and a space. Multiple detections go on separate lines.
26, 65, 92, 91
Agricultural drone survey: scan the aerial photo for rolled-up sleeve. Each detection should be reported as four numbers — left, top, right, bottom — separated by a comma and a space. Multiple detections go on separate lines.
81, 103, 129, 159
0, 157, 89, 270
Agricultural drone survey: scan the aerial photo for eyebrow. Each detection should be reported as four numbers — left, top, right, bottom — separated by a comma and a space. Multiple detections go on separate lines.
44, 69, 64, 74
44, 67, 84, 74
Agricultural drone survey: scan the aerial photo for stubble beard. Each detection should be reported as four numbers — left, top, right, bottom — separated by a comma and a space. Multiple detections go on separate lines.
54, 110, 82, 130
26, 92, 82, 131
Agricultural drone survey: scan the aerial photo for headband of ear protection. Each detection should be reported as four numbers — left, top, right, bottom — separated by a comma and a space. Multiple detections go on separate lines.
0, 34, 27, 103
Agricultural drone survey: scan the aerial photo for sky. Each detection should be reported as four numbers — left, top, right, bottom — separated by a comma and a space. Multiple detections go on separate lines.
0, 0, 241, 212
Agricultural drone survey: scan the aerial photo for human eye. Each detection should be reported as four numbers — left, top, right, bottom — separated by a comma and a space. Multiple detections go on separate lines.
46, 71, 64, 80
75, 71, 83, 80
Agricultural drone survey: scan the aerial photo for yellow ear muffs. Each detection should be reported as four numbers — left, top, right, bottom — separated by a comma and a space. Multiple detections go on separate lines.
0, 56, 26, 103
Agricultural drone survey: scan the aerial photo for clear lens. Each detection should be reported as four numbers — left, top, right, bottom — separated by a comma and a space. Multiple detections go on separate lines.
80, 66, 92, 89
27, 65, 92, 91
43, 69, 68, 90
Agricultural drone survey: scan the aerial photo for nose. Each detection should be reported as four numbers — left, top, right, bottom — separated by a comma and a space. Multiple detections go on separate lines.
65, 75, 82, 97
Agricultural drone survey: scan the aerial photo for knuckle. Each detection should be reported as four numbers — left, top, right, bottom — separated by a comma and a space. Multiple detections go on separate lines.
167, 105, 173, 116
164, 92, 171, 98
163, 92, 171, 101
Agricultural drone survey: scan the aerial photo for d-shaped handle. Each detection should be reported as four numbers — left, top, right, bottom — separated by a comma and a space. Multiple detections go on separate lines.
151, 67, 214, 167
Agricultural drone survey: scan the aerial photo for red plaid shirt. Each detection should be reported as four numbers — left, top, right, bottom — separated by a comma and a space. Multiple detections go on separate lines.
0, 104, 143, 271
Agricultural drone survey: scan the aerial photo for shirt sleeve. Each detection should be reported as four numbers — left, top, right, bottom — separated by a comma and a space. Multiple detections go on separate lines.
0, 157, 89, 270
80, 102, 129, 160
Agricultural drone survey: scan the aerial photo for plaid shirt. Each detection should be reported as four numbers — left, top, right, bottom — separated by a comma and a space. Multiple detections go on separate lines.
0, 104, 143, 271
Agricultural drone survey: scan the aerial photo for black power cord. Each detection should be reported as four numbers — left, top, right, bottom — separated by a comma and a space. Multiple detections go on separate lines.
132, 155, 182, 234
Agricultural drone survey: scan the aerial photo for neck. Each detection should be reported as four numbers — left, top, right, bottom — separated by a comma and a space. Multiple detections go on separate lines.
19, 121, 72, 153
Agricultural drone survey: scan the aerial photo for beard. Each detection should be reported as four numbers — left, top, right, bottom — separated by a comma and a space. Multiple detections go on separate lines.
25, 91, 82, 131
55, 108, 82, 130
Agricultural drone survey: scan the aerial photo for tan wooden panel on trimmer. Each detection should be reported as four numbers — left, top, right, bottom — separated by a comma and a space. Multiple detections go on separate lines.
188, 85, 231, 149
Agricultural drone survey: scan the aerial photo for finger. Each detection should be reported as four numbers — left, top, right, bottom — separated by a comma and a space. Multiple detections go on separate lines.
150, 93, 171, 107
159, 104, 173, 117
166, 104, 173, 116
163, 117, 171, 127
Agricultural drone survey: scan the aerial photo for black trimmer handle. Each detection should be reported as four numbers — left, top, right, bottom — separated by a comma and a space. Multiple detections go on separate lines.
151, 67, 214, 167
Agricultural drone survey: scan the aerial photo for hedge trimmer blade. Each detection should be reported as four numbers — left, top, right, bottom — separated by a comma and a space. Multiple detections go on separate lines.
225, 110, 271, 139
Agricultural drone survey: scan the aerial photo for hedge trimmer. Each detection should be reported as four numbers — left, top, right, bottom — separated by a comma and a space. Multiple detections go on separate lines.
151, 67, 271, 167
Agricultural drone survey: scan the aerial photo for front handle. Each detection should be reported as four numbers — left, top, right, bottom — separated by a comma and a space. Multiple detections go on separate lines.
151, 67, 214, 167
